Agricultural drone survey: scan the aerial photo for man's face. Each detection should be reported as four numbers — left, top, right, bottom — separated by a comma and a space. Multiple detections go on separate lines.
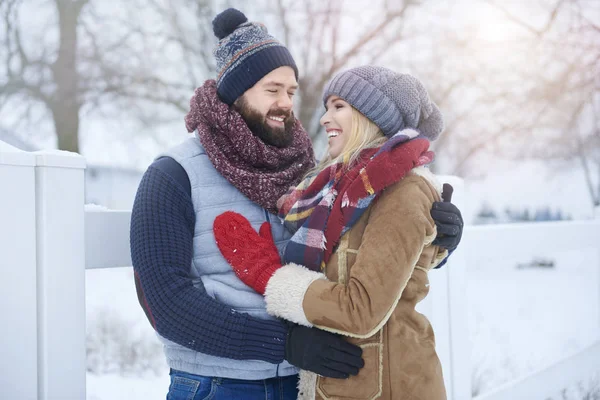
233, 66, 298, 148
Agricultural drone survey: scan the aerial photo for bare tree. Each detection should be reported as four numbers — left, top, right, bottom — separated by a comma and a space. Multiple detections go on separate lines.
7, 0, 594, 196
483, 0, 600, 206
262, 0, 423, 142
386, 0, 600, 190
262, 0, 564, 171
2, 0, 89, 151
0, 0, 449, 158
0, 0, 217, 153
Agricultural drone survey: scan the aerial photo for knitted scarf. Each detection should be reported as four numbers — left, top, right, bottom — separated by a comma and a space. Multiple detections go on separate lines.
278, 130, 434, 271
184, 80, 315, 213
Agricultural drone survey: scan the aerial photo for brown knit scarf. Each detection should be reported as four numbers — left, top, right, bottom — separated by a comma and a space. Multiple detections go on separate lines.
184, 80, 315, 213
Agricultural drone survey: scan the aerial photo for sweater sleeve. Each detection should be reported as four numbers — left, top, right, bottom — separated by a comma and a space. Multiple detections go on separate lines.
130, 158, 287, 363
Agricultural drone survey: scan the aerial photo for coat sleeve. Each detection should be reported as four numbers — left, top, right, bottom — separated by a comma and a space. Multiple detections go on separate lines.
263, 176, 439, 338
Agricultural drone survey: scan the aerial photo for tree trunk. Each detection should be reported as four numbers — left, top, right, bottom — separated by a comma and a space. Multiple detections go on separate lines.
298, 77, 329, 141
298, 94, 320, 140
50, 0, 86, 153
51, 105, 80, 153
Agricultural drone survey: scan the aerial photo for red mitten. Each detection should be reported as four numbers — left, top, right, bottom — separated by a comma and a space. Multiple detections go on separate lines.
213, 211, 283, 295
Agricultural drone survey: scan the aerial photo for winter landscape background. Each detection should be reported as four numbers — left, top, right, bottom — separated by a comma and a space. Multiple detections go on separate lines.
1, 0, 599, 398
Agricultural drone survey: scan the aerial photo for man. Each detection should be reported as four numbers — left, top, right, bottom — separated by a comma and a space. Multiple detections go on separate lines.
130, 8, 463, 400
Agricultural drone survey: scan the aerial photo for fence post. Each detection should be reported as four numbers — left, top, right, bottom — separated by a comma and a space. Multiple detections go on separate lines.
429, 175, 472, 400
596, 206, 600, 359
443, 176, 472, 400
34, 149, 87, 400
0, 141, 38, 400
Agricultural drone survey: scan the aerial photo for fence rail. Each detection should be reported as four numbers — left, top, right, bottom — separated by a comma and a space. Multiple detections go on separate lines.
85, 208, 132, 269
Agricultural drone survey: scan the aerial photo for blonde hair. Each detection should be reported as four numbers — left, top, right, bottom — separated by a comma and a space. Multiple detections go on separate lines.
305, 107, 387, 181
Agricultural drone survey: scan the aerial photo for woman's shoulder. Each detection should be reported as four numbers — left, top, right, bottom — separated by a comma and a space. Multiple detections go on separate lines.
383, 167, 442, 204
365, 167, 440, 233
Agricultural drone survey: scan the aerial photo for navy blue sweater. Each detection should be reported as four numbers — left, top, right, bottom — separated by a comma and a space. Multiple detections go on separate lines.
130, 157, 288, 363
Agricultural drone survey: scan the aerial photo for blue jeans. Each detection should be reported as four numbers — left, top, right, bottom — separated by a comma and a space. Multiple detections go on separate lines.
166, 369, 299, 400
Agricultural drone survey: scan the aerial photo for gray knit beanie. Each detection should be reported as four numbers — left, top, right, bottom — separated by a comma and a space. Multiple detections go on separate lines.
322, 66, 443, 140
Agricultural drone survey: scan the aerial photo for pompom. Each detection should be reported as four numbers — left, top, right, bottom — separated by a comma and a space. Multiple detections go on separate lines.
212, 8, 248, 40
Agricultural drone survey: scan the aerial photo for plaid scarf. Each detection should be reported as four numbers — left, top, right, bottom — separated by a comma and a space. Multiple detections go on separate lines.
278, 129, 434, 271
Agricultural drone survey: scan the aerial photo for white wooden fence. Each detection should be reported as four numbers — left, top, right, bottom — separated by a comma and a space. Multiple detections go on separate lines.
1, 141, 599, 400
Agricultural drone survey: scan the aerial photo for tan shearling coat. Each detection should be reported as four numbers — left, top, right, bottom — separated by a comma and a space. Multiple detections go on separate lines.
265, 167, 448, 400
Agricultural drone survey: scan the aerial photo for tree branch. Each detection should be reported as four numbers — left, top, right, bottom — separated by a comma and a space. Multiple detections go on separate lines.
275, 0, 290, 46
329, 2, 413, 75
485, 0, 566, 38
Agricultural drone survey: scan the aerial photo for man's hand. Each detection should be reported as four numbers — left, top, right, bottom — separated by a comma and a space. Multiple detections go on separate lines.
285, 324, 364, 379
431, 183, 463, 252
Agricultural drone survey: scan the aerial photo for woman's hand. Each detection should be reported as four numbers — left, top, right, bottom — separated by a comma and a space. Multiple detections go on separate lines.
213, 211, 283, 295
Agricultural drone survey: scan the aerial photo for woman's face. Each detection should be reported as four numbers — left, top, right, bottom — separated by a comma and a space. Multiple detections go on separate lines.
320, 95, 353, 159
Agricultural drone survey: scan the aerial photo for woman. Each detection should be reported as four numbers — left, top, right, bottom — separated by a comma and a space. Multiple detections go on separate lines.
213, 66, 448, 400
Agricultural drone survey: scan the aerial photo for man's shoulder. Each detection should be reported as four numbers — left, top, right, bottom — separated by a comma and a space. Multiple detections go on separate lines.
161, 136, 206, 162
148, 157, 191, 197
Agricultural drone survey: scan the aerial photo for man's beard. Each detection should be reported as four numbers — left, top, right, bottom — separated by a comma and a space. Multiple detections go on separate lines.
233, 96, 295, 148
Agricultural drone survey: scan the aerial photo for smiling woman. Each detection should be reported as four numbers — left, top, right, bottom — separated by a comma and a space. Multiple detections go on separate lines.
320, 96, 354, 159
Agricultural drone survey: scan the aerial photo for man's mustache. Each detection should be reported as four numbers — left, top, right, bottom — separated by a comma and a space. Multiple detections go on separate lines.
267, 109, 293, 120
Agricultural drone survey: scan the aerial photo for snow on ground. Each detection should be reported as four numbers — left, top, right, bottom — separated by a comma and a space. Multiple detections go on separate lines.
85, 268, 169, 399
87, 371, 170, 400
468, 248, 600, 395
85, 239, 600, 399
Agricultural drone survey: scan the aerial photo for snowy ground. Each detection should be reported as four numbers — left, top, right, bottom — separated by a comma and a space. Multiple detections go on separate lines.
85, 267, 170, 399
85, 243, 600, 400
468, 248, 600, 396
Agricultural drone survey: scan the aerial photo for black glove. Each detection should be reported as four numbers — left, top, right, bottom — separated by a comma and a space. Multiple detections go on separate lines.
431, 183, 463, 252
285, 324, 364, 379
